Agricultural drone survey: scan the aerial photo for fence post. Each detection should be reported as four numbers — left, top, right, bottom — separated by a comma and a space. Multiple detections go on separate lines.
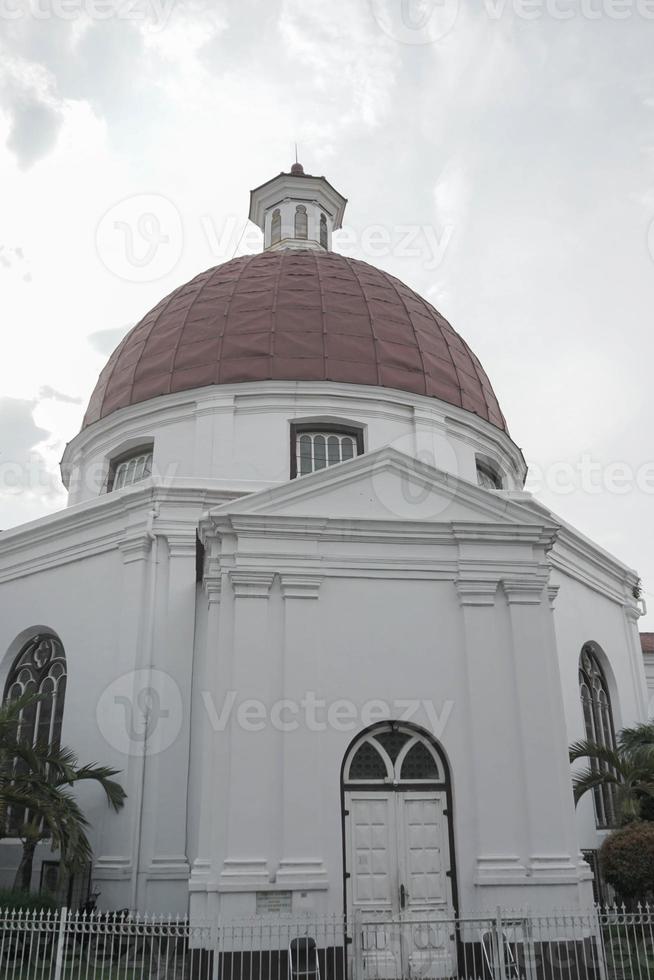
352, 909, 361, 980
211, 914, 221, 980
495, 908, 507, 980
53, 906, 68, 980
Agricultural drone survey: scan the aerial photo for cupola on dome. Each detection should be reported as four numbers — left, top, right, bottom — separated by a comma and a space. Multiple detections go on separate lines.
84, 166, 507, 432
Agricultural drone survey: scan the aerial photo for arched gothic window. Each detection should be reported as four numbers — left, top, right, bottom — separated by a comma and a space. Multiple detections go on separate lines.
3, 632, 67, 752
579, 644, 617, 828
294, 205, 308, 240
271, 209, 281, 245
320, 213, 328, 249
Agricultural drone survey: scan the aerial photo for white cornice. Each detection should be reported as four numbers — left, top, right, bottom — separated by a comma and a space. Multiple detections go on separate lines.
248, 172, 347, 230
209, 515, 558, 551
501, 491, 640, 604
0, 485, 232, 583
62, 380, 523, 482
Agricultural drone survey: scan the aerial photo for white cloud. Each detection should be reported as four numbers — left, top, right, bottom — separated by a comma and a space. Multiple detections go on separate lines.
0, 3, 652, 625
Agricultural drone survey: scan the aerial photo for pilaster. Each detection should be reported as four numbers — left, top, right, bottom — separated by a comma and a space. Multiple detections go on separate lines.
277, 573, 328, 889
219, 568, 279, 887
501, 573, 580, 882
456, 575, 528, 886
136, 528, 196, 907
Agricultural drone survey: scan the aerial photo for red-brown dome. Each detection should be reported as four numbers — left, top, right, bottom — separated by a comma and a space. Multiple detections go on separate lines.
84, 251, 507, 430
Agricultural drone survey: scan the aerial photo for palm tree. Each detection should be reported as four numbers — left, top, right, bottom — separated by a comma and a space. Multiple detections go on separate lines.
0, 693, 126, 892
570, 721, 654, 826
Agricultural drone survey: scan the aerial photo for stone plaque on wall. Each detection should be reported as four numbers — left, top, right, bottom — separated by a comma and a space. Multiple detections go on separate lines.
256, 891, 292, 915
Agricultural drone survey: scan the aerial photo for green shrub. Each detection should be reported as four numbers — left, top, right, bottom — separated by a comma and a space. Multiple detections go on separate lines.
600, 822, 654, 901
0, 888, 60, 911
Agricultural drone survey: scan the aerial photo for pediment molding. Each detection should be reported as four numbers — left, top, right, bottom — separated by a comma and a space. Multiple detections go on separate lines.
208, 446, 552, 529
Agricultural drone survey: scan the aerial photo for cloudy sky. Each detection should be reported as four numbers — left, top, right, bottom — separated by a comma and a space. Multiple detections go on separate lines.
0, 0, 653, 625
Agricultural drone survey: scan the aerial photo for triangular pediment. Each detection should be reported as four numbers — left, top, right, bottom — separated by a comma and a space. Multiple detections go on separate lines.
211, 447, 548, 526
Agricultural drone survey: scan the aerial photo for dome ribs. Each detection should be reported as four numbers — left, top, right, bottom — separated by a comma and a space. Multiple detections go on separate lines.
311, 250, 329, 381
415, 295, 467, 415
269, 252, 282, 378
83, 251, 508, 433
168, 265, 224, 394
344, 256, 384, 389
379, 268, 430, 397
215, 255, 263, 386
102, 279, 191, 421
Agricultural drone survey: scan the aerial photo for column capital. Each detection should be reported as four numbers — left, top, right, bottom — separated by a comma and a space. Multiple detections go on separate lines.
502, 577, 547, 605
623, 602, 642, 624
547, 584, 560, 610
118, 533, 151, 564
455, 579, 499, 607
229, 570, 275, 599
165, 531, 198, 560
280, 575, 323, 600
203, 556, 222, 604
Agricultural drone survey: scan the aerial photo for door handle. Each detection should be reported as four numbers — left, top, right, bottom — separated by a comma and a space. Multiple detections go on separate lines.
400, 883, 407, 909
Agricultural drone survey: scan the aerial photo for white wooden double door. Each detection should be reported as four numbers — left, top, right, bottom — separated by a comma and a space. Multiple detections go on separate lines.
346, 789, 456, 979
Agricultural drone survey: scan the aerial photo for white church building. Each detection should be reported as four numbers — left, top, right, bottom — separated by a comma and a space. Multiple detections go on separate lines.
0, 164, 647, 933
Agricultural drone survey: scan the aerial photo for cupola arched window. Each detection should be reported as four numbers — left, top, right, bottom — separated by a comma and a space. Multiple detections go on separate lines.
290, 423, 363, 478
320, 213, 328, 249
271, 209, 281, 245
109, 446, 153, 492
579, 644, 617, 828
294, 205, 308, 240
476, 457, 503, 490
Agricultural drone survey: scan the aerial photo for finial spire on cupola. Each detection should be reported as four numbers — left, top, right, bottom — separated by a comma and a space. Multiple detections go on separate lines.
248, 161, 347, 253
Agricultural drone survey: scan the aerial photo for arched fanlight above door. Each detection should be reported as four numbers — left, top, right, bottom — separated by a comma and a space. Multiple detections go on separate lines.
344, 724, 445, 786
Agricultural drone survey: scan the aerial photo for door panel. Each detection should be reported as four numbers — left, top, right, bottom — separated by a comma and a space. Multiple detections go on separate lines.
347, 792, 401, 978
349, 793, 396, 909
397, 792, 454, 977
398, 793, 449, 908
347, 789, 455, 979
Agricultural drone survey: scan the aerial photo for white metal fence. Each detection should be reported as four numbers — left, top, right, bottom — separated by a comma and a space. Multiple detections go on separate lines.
1, 905, 654, 980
